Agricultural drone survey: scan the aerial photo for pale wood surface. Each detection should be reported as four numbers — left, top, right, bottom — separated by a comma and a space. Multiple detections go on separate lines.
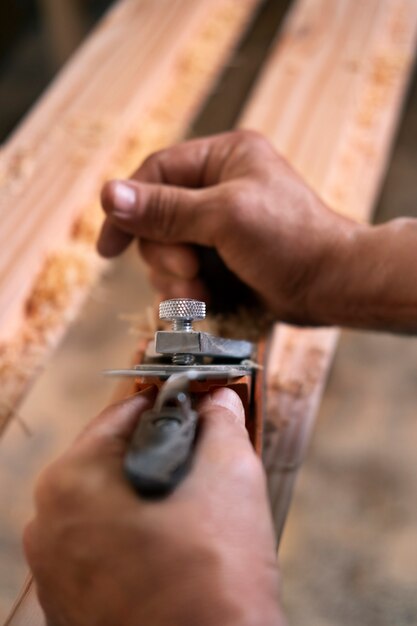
0, 0, 259, 435
238, 0, 417, 540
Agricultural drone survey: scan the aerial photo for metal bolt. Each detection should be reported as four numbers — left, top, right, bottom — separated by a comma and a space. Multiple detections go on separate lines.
159, 299, 206, 365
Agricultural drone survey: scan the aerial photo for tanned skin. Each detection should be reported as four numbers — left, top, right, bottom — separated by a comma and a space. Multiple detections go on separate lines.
98, 130, 417, 333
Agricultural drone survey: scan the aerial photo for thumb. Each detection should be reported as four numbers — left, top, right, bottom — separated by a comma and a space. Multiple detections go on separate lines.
100, 179, 218, 245
74, 388, 156, 457
194, 388, 258, 474
198, 387, 246, 430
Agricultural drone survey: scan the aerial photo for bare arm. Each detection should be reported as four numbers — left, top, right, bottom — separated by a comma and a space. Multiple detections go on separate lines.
309, 217, 417, 333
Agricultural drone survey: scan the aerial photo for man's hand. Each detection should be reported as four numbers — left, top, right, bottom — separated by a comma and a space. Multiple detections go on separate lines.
98, 130, 357, 324
24, 389, 284, 626
98, 130, 417, 333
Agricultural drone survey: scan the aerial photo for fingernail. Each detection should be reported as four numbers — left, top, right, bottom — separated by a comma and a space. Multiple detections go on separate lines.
207, 388, 245, 422
112, 181, 137, 216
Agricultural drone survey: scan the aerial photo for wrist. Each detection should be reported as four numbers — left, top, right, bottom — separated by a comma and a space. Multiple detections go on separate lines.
304, 217, 371, 326
179, 581, 283, 626
155, 555, 283, 626
198, 556, 284, 626
305, 217, 417, 331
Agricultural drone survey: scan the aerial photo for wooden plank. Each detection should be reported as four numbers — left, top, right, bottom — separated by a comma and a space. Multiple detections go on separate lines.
0, 0, 260, 435
238, 0, 417, 542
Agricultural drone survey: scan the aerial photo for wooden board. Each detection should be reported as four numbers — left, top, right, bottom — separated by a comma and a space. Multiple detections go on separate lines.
0, 0, 260, 435
238, 0, 417, 542
5, 0, 417, 622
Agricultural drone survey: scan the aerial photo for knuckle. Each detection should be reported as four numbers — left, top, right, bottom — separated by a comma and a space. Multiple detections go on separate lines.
34, 463, 79, 512
141, 151, 161, 171
222, 184, 248, 212
210, 188, 246, 248
235, 128, 269, 150
220, 182, 256, 230
151, 187, 178, 240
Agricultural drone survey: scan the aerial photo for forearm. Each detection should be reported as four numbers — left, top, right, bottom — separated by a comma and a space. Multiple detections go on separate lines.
309, 217, 417, 333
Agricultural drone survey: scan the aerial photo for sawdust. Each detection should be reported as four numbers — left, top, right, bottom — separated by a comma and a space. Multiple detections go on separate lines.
269, 375, 307, 398
64, 115, 113, 166
0, 245, 103, 431
357, 52, 409, 128
71, 204, 104, 245
0, 146, 35, 196
25, 247, 99, 327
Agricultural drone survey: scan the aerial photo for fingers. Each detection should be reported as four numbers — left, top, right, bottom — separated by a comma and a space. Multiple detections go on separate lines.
139, 241, 200, 279
74, 388, 156, 457
199, 388, 246, 429
139, 241, 210, 301
97, 179, 220, 247
130, 132, 237, 187
96, 131, 243, 257
97, 216, 133, 258
29, 391, 156, 526
192, 388, 266, 496
96, 130, 261, 259
149, 269, 210, 302
195, 388, 257, 468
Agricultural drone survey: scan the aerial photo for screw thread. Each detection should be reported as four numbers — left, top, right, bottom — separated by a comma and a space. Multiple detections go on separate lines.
172, 319, 192, 332
172, 353, 195, 365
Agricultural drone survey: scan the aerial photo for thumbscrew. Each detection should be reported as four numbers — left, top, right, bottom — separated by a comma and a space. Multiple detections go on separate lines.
159, 299, 206, 365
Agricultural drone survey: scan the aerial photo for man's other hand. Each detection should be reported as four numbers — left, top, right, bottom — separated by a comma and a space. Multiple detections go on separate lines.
24, 389, 284, 626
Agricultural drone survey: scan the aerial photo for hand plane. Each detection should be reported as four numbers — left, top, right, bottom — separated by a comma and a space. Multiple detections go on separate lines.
105, 299, 264, 497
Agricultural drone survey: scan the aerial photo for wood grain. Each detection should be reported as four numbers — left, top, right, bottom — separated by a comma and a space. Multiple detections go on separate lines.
0, 0, 260, 435
238, 0, 417, 542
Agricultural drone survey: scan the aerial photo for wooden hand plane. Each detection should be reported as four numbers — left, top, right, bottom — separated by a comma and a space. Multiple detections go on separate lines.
105, 299, 264, 497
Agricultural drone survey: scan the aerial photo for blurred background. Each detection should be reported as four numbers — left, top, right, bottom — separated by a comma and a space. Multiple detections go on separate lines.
0, 1, 416, 624
0, 0, 113, 141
